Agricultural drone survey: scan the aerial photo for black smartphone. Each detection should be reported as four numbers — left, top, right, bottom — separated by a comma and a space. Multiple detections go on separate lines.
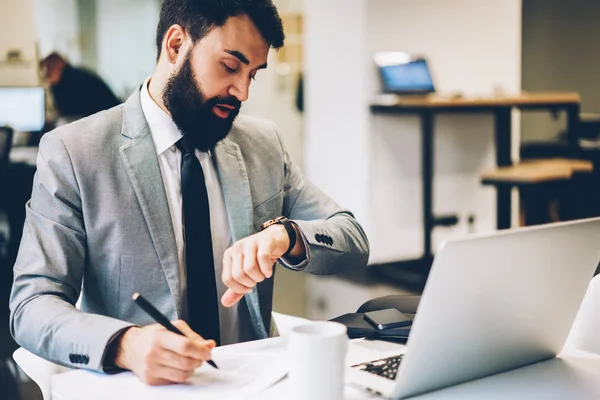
363, 308, 412, 330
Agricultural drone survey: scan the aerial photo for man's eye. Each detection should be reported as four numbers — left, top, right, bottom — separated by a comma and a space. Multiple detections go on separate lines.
223, 63, 238, 73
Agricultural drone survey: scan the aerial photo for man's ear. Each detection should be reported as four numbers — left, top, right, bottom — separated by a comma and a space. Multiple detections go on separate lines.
163, 24, 187, 65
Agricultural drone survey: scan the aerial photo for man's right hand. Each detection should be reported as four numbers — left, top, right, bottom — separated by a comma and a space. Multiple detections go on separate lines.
112, 320, 216, 385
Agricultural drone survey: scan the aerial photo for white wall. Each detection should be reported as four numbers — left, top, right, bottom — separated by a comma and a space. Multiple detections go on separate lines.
304, 0, 371, 227
77, 0, 98, 71
33, 0, 81, 64
0, 0, 39, 86
305, 0, 522, 263
245, 0, 308, 317
95, 0, 160, 99
243, 0, 305, 167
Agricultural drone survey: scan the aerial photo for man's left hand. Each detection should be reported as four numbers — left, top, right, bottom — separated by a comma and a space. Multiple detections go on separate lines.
221, 224, 304, 307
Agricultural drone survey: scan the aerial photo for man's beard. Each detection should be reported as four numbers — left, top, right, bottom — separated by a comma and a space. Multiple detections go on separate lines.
162, 53, 241, 152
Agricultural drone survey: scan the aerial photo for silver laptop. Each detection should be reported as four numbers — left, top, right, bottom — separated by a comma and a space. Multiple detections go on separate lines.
347, 218, 600, 399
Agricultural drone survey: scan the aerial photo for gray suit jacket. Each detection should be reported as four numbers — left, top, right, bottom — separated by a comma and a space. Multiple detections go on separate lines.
9, 90, 369, 372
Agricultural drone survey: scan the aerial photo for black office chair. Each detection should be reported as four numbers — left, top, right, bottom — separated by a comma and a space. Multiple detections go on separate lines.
0, 126, 14, 202
520, 115, 600, 223
357, 295, 421, 316
0, 126, 13, 166
0, 126, 20, 399
0, 126, 14, 260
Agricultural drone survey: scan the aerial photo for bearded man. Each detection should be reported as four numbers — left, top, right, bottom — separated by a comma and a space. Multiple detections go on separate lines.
10, 0, 369, 386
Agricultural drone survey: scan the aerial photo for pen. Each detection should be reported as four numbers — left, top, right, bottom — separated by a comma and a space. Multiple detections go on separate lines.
132, 292, 219, 369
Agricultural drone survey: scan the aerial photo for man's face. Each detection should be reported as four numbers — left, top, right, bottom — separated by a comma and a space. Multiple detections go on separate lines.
40, 60, 66, 86
162, 15, 270, 151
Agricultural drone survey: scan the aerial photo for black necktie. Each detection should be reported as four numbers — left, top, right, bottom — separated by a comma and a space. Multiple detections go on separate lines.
177, 138, 220, 345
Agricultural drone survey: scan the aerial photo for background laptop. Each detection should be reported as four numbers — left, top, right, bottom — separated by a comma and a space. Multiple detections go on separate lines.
0, 87, 46, 132
347, 218, 600, 399
374, 51, 436, 95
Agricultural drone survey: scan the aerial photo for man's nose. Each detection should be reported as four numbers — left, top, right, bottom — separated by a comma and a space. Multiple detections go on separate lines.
228, 79, 250, 103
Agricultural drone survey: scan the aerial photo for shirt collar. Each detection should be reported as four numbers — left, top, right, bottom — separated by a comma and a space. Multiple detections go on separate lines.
140, 77, 182, 155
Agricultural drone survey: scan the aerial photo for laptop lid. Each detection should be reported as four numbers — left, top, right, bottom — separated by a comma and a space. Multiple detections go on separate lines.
374, 51, 435, 95
393, 218, 600, 399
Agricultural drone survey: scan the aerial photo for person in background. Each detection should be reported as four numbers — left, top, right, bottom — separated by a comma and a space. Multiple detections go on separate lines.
40, 52, 121, 121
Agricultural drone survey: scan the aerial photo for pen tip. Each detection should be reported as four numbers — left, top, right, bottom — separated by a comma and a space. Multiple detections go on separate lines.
132, 292, 140, 300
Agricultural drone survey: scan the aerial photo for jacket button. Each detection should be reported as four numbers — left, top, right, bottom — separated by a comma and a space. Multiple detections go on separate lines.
83, 355, 89, 364
328, 237, 334, 245
315, 234, 322, 242
69, 354, 75, 363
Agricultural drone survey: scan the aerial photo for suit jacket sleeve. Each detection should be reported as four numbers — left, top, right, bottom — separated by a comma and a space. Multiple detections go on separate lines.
9, 132, 134, 372
273, 125, 370, 275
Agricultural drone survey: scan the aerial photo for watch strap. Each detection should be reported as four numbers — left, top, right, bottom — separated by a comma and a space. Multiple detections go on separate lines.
280, 218, 297, 256
261, 217, 296, 256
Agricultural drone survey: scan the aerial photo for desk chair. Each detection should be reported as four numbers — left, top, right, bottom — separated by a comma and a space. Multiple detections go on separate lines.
481, 159, 594, 226
357, 294, 421, 315
0, 127, 19, 398
0, 126, 14, 235
13, 348, 67, 400
565, 274, 600, 355
0, 126, 13, 173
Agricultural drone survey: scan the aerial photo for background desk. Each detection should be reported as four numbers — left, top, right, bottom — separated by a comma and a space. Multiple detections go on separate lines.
370, 92, 581, 285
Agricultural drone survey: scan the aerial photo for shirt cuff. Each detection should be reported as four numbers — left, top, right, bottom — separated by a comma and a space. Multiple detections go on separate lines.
101, 326, 135, 374
278, 221, 311, 271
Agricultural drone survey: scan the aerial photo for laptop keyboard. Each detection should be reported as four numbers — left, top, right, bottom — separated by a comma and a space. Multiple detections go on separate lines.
351, 354, 404, 381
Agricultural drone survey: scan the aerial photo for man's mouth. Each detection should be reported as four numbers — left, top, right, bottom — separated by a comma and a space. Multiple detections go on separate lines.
213, 104, 236, 119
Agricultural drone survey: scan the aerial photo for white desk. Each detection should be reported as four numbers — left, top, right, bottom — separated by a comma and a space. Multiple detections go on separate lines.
9, 146, 38, 166
52, 338, 600, 400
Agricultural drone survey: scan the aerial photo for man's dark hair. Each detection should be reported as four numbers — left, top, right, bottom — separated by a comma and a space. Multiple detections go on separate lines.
156, 0, 285, 59
41, 52, 67, 68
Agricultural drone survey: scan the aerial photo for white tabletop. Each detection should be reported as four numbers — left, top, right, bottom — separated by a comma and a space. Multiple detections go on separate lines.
52, 338, 600, 400
251, 348, 600, 400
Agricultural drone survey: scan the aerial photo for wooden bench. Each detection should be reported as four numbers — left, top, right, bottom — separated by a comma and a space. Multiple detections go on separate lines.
481, 158, 594, 226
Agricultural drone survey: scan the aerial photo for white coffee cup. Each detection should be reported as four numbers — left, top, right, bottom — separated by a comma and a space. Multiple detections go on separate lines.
289, 321, 348, 400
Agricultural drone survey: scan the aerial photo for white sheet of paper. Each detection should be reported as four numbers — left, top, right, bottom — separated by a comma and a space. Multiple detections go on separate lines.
51, 338, 289, 400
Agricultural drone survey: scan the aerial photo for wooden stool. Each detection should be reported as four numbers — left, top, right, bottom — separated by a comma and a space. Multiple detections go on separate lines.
481, 158, 593, 226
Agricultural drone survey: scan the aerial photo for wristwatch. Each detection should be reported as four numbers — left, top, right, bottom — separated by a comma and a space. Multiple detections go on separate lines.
260, 216, 297, 256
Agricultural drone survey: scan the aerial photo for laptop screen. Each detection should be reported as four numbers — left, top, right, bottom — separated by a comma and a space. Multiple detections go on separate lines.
0, 87, 46, 132
379, 59, 435, 94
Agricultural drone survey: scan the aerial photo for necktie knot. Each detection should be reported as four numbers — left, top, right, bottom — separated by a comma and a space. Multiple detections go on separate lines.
176, 138, 194, 156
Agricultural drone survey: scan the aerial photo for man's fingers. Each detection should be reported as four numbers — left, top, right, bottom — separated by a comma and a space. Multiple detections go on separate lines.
170, 320, 218, 350
231, 250, 256, 288
170, 320, 209, 343
226, 279, 253, 295
256, 243, 275, 279
222, 250, 254, 293
156, 350, 203, 372
158, 331, 213, 361
243, 241, 266, 283
221, 289, 244, 308
148, 364, 195, 385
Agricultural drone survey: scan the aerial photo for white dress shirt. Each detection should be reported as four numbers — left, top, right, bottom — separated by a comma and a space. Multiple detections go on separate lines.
140, 78, 243, 345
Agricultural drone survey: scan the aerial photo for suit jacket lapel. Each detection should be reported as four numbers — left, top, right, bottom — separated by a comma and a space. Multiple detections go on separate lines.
118, 92, 182, 316
213, 138, 268, 339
